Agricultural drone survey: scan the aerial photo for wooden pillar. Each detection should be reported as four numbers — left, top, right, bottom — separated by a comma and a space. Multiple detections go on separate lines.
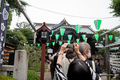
105, 34, 110, 80
40, 44, 46, 80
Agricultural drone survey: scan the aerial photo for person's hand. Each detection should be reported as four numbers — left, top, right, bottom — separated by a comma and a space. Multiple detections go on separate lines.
73, 43, 80, 54
59, 43, 69, 54
73, 43, 85, 61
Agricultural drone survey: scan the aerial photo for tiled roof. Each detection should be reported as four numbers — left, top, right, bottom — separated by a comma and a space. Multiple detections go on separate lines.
34, 18, 95, 34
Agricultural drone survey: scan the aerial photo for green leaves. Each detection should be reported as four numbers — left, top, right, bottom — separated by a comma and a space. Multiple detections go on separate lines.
6, 0, 28, 16
20, 28, 34, 44
6, 30, 27, 46
27, 70, 40, 80
109, 0, 120, 17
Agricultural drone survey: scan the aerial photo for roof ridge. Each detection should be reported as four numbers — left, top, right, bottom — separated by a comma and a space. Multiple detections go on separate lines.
52, 18, 73, 30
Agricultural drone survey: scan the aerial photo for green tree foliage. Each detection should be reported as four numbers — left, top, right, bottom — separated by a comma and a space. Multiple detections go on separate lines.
16, 22, 30, 28
98, 47, 106, 58
0, 0, 28, 29
8, 10, 12, 27
109, 0, 120, 17
6, 0, 28, 16
27, 70, 40, 80
94, 29, 119, 58
20, 28, 34, 44
6, 29, 27, 46
23, 45, 42, 72
0, 75, 17, 80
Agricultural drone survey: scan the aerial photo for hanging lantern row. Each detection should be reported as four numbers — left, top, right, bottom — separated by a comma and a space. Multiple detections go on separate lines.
94, 19, 102, 30
115, 37, 119, 42
75, 25, 82, 39
85, 38, 87, 42
94, 33, 119, 44
52, 42, 55, 46
47, 43, 49, 46
55, 34, 60, 43
82, 34, 87, 42
28, 43, 40, 47
76, 39, 79, 43
49, 31, 54, 41
68, 35, 72, 41
67, 40, 70, 43
95, 34, 99, 43
48, 26, 82, 41
60, 28, 65, 40
109, 35, 119, 43
59, 41, 62, 45
109, 35, 113, 43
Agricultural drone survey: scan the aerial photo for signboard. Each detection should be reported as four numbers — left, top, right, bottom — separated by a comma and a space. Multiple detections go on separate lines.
47, 48, 53, 53
0, 0, 10, 68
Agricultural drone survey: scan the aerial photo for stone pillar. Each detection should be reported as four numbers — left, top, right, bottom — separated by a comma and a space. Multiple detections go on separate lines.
33, 32, 36, 45
13, 50, 29, 80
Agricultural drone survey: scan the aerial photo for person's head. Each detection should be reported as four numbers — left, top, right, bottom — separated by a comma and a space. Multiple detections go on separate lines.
78, 42, 91, 59
66, 48, 76, 59
67, 59, 92, 80
96, 54, 99, 59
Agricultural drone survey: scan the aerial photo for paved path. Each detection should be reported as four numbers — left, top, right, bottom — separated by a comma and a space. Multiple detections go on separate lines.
44, 72, 55, 80
101, 76, 107, 80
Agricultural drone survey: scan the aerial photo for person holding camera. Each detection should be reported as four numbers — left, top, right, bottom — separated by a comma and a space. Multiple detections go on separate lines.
55, 43, 101, 80
78, 42, 102, 74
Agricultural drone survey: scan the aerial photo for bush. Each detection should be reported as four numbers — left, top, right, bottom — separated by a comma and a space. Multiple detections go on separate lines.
27, 70, 40, 80
23, 45, 41, 72
0, 75, 17, 80
98, 54, 103, 58
23, 45, 48, 72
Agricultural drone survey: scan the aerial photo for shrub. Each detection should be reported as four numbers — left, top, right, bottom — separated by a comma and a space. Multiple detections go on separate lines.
23, 45, 48, 72
98, 54, 103, 58
27, 70, 40, 80
23, 45, 41, 72
0, 75, 17, 80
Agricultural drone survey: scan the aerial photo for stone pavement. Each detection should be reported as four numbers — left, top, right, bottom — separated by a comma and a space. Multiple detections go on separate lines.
44, 72, 55, 80
101, 76, 107, 80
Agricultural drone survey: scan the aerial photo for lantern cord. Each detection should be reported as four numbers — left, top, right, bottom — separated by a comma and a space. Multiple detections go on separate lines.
29, 5, 115, 19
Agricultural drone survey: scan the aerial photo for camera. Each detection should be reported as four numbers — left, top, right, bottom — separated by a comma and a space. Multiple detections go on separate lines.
67, 44, 74, 48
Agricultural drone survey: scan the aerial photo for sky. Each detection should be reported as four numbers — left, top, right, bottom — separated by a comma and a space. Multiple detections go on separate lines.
10, 0, 120, 31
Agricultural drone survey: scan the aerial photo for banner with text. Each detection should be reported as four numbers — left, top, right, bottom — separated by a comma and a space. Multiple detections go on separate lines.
0, 0, 10, 68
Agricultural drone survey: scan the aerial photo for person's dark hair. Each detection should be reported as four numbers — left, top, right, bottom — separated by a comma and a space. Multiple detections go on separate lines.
67, 59, 92, 80
53, 45, 61, 68
66, 48, 76, 59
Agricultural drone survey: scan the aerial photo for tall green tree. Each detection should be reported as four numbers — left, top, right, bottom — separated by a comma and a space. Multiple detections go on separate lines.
20, 28, 34, 44
109, 0, 120, 17
6, 29, 27, 46
8, 10, 12, 27
16, 22, 30, 28
4, 0, 28, 29
6, 0, 28, 16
